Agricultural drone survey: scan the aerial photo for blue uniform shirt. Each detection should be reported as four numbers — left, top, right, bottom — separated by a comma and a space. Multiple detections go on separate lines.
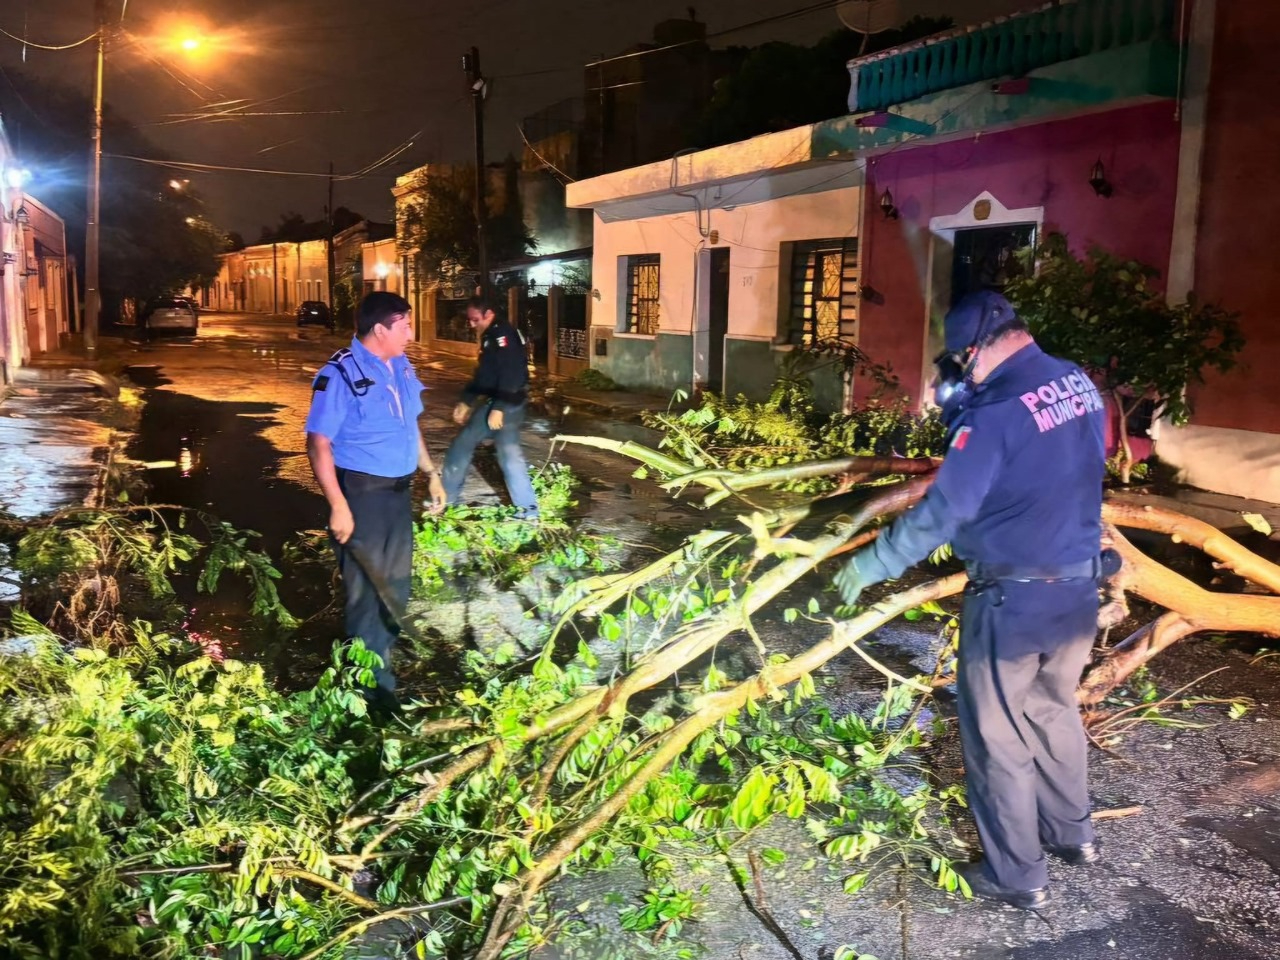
304, 337, 425, 478
864, 343, 1106, 580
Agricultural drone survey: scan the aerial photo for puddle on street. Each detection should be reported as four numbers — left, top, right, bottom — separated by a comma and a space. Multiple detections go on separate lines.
125, 362, 343, 684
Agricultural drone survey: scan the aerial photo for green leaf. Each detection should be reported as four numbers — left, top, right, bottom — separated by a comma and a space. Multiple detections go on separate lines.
1242, 513, 1273, 537
842, 873, 869, 895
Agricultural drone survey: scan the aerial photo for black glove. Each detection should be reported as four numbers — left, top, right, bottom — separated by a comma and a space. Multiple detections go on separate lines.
834, 554, 876, 608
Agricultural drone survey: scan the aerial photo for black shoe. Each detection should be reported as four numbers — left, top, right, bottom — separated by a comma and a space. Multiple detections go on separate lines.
958, 863, 1051, 910
1043, 840, 1101, 866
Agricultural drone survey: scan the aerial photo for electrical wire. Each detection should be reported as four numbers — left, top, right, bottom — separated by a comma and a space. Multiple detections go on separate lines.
518, 123, 574, 184
108, 122, 426, 181
0, 24, 99, 51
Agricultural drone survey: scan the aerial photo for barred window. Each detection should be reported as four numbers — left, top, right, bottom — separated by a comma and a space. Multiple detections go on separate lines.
624, 254, 660, 335
786, 238, 858, 346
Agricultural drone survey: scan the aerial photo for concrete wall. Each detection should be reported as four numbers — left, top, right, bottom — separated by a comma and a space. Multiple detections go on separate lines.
587, 182, 862, 398
857, 101, 1181, 406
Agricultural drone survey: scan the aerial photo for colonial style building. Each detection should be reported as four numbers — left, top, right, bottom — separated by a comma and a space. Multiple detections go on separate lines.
568, 0, 1275, 500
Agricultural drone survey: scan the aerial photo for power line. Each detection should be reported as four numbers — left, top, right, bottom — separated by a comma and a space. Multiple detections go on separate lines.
0, 24, 99, 51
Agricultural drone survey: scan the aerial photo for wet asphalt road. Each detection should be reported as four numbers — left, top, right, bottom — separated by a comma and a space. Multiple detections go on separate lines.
115, 311, 705, 674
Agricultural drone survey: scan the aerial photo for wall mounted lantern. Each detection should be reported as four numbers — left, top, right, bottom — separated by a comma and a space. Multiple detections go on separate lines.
1089, 159, 1113, 198
879, 188, 899, 220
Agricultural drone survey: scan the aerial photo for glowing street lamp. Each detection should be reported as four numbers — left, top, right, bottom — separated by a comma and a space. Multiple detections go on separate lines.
84, 9, 222, 358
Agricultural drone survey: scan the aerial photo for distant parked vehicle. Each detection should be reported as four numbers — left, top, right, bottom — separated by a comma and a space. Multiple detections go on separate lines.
296, 300, 333, 330
140, 296, 198, 337
174, 295, 200, 318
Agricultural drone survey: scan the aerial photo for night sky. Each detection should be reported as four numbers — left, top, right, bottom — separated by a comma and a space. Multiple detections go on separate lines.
1, 0, 1024, 237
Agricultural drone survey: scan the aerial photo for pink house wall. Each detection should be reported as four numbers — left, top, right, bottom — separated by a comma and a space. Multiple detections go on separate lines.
1191, 1, 1280, 435
856, 101, 1182, 408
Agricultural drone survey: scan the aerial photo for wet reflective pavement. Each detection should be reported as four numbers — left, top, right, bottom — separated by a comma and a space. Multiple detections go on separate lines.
0, 385, 115, 520
115, 312, 707, 674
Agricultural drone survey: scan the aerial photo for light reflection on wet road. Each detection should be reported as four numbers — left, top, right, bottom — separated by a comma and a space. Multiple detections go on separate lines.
119, 312, 710, 671
0, 387, 114, 520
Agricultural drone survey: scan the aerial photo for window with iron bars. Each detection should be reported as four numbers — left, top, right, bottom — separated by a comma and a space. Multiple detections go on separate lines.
624, 254, 660, 335
785, 238, 858, 347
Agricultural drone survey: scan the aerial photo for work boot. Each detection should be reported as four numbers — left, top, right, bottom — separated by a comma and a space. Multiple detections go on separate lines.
1043, 840, 1101, 866
957, 863, 1050, 910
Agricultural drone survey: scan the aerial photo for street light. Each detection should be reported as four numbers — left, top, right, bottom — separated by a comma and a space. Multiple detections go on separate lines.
83, 8, 215, 358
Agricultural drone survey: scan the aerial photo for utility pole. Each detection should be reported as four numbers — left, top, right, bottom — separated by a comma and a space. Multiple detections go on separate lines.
83, 0, 107, 358
463, 47, 488, 298
326, 160, 336, 311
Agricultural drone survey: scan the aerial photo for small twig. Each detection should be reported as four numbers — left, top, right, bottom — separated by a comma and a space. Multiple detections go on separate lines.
1091, 805, 1143, 820
276, 867, 381, 912
295, 897, 471, 960
342, 751, 452, 819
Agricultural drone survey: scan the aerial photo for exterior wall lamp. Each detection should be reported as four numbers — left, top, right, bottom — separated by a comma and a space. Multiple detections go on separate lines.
1089, 159, 1113, 198
879, 188, 899, 220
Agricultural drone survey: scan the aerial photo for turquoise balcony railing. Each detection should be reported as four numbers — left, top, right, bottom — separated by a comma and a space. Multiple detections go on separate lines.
848, 0, 1178, 113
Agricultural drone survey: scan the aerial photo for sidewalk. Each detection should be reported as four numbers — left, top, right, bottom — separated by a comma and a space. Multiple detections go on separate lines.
536, 371, 676, 421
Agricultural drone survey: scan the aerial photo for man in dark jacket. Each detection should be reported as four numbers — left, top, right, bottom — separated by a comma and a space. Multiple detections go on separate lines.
834, 290, 1106, 910
441, 296, 539, 518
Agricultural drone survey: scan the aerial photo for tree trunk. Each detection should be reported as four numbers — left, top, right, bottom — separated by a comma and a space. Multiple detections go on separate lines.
1078, 523, 1280, 703
1112, 389, 1134, 484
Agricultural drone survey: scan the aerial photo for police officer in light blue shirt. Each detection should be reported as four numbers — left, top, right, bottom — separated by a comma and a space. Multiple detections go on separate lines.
835, 291, 1106, 910
305, 292, 446, 706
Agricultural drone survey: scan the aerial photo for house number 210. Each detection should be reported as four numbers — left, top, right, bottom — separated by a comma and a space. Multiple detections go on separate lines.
740, 275, 754, 287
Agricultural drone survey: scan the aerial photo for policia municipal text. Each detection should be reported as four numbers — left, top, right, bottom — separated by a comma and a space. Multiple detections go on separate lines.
835, 291, 1108, 910
304, 293, 446, 708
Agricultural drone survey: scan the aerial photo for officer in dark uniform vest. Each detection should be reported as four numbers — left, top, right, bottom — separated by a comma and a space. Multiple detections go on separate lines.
835, 290, 1106, 909
441, 296, 539, 519
305, 292, 446, 705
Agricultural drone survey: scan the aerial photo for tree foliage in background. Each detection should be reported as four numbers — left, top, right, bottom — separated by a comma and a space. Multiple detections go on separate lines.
0, 71, 227, 309
398, 161, 536, 288
695, 18, 952, 148
257, 207, 365, 245
1004, 234, 1243, 482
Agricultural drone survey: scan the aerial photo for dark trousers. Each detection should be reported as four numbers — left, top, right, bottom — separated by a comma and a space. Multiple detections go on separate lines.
441, 403, 538, 511
332, 469, 413, 692
957, 577, 1099, 891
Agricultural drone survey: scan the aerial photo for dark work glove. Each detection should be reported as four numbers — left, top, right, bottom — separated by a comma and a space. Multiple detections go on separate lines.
834, 553, 877, 608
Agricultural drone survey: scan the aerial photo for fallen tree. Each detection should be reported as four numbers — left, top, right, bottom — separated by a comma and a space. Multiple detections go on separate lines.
4, 431, 1278, 959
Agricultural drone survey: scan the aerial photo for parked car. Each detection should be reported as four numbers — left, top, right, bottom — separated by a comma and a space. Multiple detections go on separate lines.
140, 296, 198, 337
296, 301, 333, 329
174, 295, 200, 318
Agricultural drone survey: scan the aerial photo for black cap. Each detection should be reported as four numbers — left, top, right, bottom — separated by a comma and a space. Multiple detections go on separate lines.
944, 290, 1018, 355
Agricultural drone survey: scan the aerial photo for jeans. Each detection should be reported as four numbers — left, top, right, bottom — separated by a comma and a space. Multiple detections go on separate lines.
441, 403, 538, 512
956, 577, 1099, 891
332, 469, 414, 691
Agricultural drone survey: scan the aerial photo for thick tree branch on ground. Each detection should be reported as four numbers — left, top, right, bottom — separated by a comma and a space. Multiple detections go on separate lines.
1078, 523, 1280, 704
473, 573, 968, 960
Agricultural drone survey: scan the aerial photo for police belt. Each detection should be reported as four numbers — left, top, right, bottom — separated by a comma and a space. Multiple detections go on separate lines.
335, 468, 414, 493
965, 556, 1101, 583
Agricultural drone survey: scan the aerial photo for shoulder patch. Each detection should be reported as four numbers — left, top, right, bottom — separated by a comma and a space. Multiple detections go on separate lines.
950, 425, 973, 450
496, 335, 508, 348
313, 374, 330, 392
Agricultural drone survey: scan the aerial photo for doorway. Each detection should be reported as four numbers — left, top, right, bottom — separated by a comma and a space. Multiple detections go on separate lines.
950, 223, 1036, 306
707, 248, 730, 393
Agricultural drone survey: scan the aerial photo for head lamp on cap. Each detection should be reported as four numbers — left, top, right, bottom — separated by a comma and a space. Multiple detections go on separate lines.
932, 291, 1020, 429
